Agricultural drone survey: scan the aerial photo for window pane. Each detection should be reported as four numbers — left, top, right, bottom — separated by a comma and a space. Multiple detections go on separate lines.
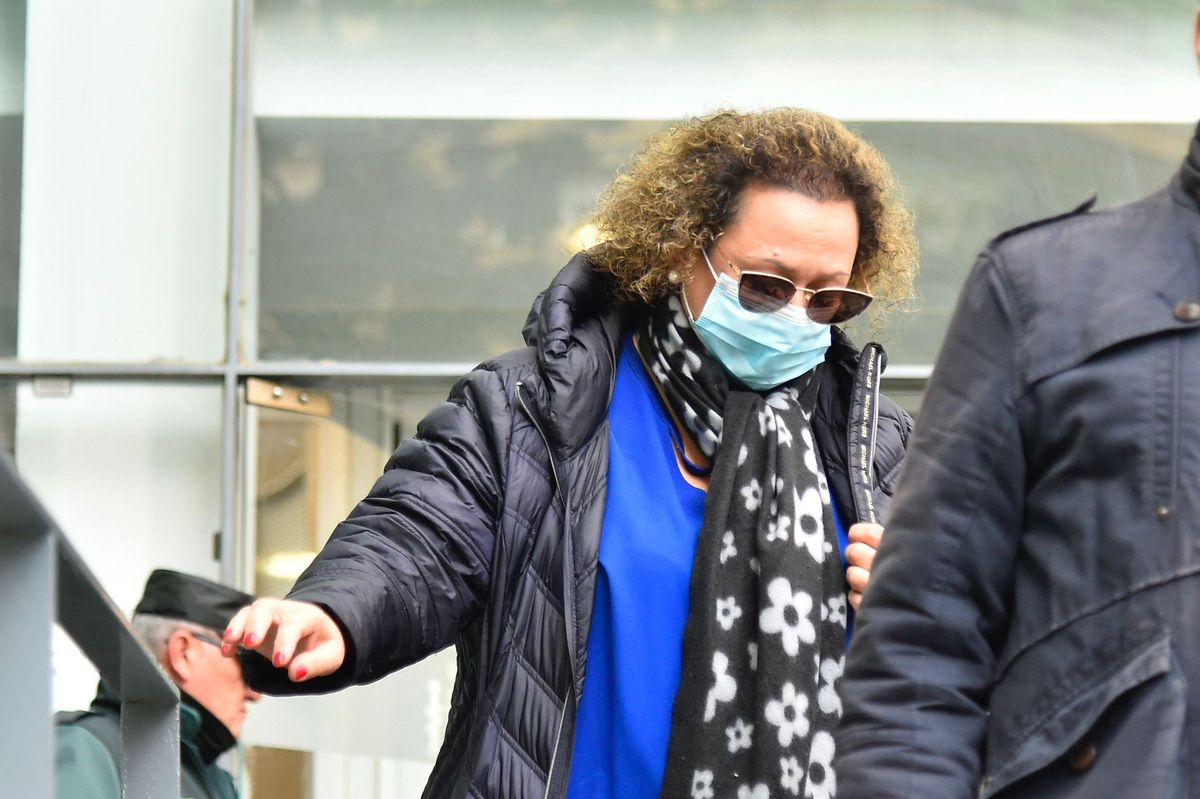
257, 119, 661, 362
258, 120, 1189, 366
849, 122, 1191, 364
15, 1, 232, 363
10, 381, 224, 712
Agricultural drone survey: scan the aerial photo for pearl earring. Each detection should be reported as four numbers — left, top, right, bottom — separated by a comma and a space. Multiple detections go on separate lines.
667, 270, 681, 284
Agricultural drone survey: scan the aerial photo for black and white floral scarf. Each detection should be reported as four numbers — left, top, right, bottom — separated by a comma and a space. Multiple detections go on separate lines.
637, 295, 848, 799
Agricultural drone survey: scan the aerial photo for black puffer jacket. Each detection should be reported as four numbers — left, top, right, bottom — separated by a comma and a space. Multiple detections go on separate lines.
244, 256, 912, 798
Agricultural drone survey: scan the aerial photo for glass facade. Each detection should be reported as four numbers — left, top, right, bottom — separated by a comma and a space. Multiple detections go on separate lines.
4, 1, 1196, 796
256, 119, 663, 362
257, 119, 1190, 366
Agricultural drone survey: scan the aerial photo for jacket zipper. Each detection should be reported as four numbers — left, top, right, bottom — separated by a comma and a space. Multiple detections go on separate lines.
516, 381, 564, 505
542, 691, 570, 799
516, 344, 618, 798
516, 380, 572, 798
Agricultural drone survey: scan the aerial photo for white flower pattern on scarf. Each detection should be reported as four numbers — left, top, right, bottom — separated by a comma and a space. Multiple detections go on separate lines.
741, 478, 762, 511
817, 658, 843, 716
704, 651, 738, 722
821, 595, 847, 627
717, 596, 744, 630
764, 681, 811, 746
793, 487, 829, 563
692, 769, 715, 799
720, 531, 738, 564
780, 755, 804, 796
804, 732, 836, 799
726, 718, 754, 753
759, 578, 816, 657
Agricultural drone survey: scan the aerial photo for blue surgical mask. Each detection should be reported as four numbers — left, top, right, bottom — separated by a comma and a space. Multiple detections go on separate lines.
683, 252, 831, 391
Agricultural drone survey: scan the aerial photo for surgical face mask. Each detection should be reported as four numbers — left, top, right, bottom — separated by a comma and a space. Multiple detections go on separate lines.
683, 251, 831, 390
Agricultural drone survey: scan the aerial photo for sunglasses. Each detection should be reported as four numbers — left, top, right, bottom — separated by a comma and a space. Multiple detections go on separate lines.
704, 245, 873, 324
191, 629, 250, 676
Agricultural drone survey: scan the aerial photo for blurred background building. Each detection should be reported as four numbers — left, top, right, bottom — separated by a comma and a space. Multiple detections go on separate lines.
0, 1, 1195, 796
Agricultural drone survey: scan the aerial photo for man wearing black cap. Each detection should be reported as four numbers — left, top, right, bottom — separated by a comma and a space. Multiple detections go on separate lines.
54, 570, 261, 799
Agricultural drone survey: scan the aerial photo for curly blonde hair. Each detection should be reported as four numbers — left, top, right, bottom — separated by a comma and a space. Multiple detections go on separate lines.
587, 108, 918, 323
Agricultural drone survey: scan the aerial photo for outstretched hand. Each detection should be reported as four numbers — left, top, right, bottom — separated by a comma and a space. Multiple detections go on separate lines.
845, 522, 884, 612
221, 598, 346, 682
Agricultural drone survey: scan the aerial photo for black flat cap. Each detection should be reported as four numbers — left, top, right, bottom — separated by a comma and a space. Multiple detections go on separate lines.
133, 570, 254, 633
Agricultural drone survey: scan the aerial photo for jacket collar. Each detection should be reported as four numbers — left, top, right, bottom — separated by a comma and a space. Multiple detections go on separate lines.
179, 690, 237, 764
93, 681, 235, 765
521, 254, 628, 457
1172, 120, 1200, 212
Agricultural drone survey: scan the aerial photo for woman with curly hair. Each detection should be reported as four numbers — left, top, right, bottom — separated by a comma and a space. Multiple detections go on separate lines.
224, 108, 919, 799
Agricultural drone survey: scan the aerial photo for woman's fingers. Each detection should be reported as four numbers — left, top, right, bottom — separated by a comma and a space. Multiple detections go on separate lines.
221, 598, 346, 680
239, 600, 281, 658
288, 632, 348, 682
846, 564, 870, 595
847, 522, 884, 550
271, 614, 305, 668
845, 523, 885, 613
271, 603, 346, 679
221, 599, 278, 658
220, 606, 251, 657
844, 542, 877, 573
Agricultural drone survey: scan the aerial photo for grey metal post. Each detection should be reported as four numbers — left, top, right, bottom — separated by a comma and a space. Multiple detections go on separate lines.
119, 634, 181, 798
0, 452, 181, 797
0, 486, 54, 798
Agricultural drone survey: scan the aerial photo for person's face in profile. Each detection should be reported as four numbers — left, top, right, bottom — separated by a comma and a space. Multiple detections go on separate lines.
172, 628, 262, 738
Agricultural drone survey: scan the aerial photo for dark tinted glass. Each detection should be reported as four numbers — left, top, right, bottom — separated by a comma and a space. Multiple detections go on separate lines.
738, 273, 795, 312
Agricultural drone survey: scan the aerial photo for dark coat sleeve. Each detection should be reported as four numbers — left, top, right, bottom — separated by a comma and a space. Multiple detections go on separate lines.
835, 252, 1027, 797
244, 366, 511, 694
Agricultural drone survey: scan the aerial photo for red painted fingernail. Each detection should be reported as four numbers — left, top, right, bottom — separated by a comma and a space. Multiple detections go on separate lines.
273, 652, 286, 668
221, 644, 234, 657
244, 633, 256, 647
294, 667, 308, 681
224, 628, 233, 639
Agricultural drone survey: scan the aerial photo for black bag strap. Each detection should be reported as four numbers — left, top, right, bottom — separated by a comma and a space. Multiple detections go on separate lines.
846, 342, 884, 525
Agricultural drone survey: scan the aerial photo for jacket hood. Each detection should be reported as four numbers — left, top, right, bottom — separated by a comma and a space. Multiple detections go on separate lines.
520, 253, 630, 457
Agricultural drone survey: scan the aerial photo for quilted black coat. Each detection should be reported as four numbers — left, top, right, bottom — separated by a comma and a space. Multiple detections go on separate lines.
244, 255, 912, 798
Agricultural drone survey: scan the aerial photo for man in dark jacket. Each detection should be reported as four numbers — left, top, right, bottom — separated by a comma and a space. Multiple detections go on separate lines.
834, 19, 1200, 799
55, 570, 260, 799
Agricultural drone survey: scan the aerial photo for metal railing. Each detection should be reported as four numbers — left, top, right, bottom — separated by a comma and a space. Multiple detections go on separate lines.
0, 451, 180, 798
